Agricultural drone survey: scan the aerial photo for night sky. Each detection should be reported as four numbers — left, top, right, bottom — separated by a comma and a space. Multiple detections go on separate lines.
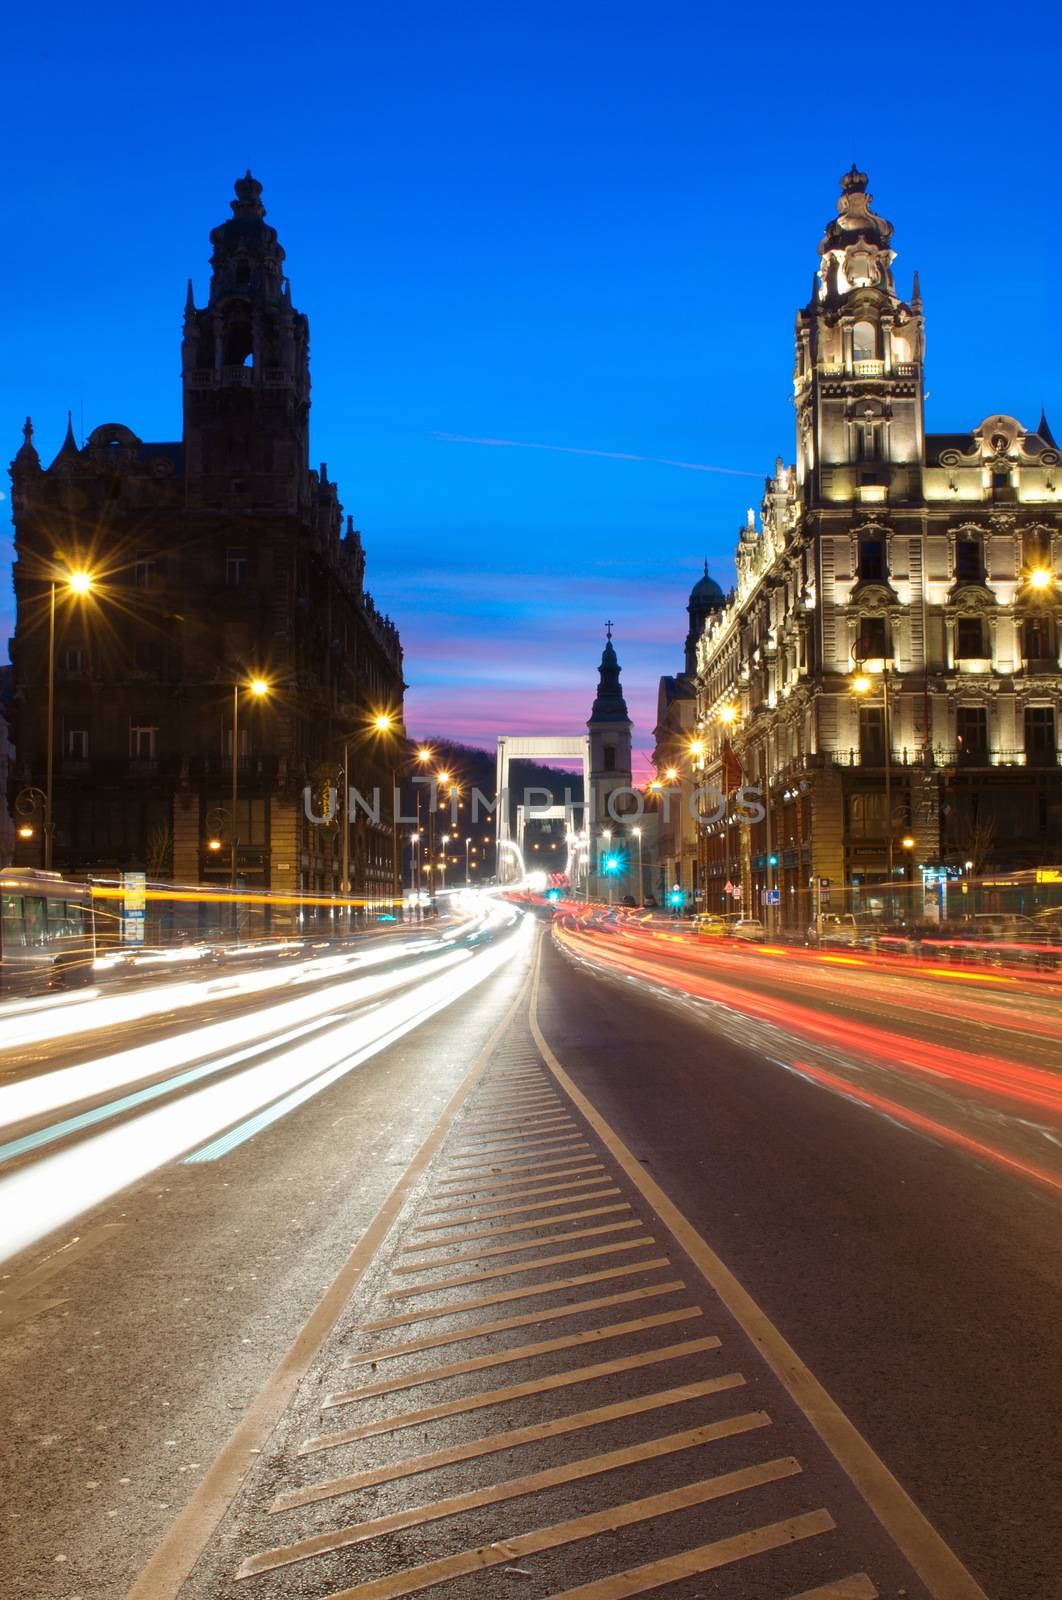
3, 2, 1059, 775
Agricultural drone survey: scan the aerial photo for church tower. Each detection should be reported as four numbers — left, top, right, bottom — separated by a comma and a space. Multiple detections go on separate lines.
793, 167, 925, 506
587, 625, 633, 838
182, 172, 311, 513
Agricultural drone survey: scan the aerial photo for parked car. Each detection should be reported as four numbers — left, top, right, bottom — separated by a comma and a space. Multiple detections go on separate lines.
806, 913, 861, 947
729, 917, 766, 941
971, 914, 1047, 943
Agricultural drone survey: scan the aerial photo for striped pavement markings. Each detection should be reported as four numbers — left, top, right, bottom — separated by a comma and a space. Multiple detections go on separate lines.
145, 979, 984, 1600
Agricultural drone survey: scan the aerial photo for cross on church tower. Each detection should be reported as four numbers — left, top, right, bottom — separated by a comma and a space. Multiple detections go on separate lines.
605, 619, 613, 641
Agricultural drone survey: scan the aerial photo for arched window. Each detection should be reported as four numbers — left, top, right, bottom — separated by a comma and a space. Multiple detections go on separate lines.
852, 321, 877, 362
223, 323, 254, 367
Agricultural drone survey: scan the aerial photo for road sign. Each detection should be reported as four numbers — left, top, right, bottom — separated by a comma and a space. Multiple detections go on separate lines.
762, 889, 780, 905
122, 870, 146, 945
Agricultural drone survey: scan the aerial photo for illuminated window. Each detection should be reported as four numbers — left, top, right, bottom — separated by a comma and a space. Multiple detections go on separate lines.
858, 539, 885, 581
1025, 706, 1056, 763
1023, 530, 1051, 568
955, 537, 983, 583
956, 616, 985, 658
134, 551, 159, 588
858, 705, 885, 763
856, 615, 888, 659
852, 320, 877, 361
1022, 615, 1057, 659
226, 547, 249, 586
956, 706, 988, 760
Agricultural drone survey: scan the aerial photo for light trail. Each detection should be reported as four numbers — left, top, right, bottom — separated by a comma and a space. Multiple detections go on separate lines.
0, 912, 530, 1265
0, 946, 472, 1130
788, 1061, 1062, 1197
552, 916, 1062, 1195
0, 917, 488, 1053
581, 914, 1062, 1045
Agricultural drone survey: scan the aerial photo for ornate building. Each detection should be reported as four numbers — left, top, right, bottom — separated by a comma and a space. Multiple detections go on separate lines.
8, 174, 404, 907
693, 168, 1061, 926
587, 627, 635, 899
652, 566, 725, 906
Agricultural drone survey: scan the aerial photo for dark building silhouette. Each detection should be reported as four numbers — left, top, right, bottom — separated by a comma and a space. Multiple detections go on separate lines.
8, 173, 404, 906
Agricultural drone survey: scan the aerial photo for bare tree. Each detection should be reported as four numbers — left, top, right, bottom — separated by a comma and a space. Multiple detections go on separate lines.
145, 820, 172, 879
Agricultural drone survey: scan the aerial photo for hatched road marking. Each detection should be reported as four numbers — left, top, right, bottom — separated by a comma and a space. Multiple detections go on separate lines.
125, 934, 989, 1600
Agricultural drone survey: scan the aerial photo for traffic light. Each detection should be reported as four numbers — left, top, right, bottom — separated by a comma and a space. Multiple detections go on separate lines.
603, 854, 621, 874
546, 888, 562, 903
668, 888, 684, 907
767, 853, 778, 868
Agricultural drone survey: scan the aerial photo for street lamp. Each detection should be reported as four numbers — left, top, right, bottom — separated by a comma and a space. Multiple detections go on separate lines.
371, 710, 402, 909
716, 704, 740, 913
464, 835, 472, 885
1027, 568, 1054, 591
43, 566, 96, 869
633, 826, 643, 906
231, 676, 270, 901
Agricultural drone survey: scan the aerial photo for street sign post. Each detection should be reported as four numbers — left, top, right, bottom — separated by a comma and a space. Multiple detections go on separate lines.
122, 870, 146, 945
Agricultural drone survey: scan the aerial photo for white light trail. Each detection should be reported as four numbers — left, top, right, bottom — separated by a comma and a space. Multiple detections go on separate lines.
0, 915, 530, 1265
0, 945, 472, 1130
0, 912, 487, 1054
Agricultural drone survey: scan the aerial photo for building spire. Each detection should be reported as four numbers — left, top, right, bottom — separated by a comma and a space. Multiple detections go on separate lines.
50, 410, 80, 467
911, 268, 922, 308
12, 416, 40, 472
1038, 407, 1058, 448
589, 628, 629, 724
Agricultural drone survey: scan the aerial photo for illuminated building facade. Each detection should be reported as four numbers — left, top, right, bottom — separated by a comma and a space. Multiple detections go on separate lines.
652, 566, 725, 906
693, 169, 1062, 925
8, 175, 404, 905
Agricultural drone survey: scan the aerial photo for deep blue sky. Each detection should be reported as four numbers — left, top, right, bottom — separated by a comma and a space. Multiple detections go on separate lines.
3, 2, 1059, 772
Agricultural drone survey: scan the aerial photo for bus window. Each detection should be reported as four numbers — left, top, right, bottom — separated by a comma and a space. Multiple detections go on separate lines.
2, 894, 25, 948
65, 902, 87, 935
24, 896, 46, 946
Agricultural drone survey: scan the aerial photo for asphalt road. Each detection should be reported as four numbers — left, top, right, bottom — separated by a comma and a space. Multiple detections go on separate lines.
0, 903, 1058, 1600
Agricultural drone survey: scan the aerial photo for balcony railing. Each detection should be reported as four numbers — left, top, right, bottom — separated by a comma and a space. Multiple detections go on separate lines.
769, 746, 1059, 780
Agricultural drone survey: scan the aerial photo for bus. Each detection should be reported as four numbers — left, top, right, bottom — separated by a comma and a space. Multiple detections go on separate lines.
0, 869, 97, 994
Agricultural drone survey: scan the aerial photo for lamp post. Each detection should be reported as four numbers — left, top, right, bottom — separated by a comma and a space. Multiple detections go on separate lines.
371, 712, 401, 912
415, 748, 432, 905
229, 677, 269, 936
465, 835, 472, 886
852, 670, 893, 891
43, 567, 95, 870
602, 828, 613, 906
633, 826, 643, 906
718, 706, 738, 915
441, 834, 450, 892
